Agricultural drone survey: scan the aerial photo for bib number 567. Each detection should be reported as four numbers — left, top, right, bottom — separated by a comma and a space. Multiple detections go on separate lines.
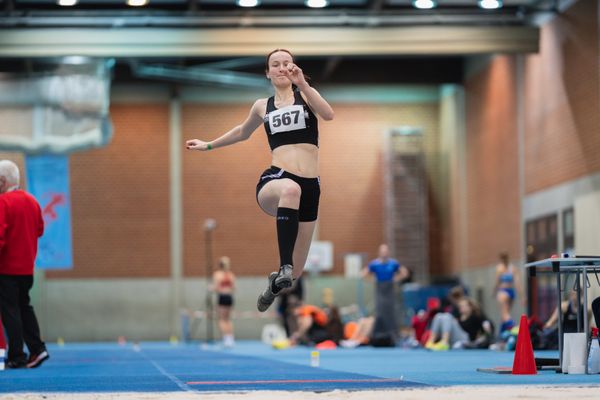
272, 110, 300, 128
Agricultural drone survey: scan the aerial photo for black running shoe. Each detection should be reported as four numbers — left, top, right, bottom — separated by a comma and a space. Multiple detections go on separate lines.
257, 272, 278, 312
27, 350, 50, 369
274, 264, 293, 292
5, 359, 27, 369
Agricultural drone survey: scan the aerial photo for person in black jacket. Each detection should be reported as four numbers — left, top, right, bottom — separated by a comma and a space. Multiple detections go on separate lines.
425, 297, 493, 351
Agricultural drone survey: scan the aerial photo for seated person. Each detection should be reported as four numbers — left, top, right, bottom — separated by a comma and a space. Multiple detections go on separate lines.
592, 296, 600, 339
277, 277, 304, 337
412, 297, 442, 346
444, 286, 466, 318
425, 297, 492, 351
290, 304, 343, 345
539, 290, 587, 350
325, 305, 344, 345
340, 316, 375, 348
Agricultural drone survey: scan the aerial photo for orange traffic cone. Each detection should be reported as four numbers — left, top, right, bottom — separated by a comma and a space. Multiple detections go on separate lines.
512, 314, 537, 375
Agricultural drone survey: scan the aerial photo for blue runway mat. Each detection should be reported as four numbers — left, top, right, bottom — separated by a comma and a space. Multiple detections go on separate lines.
231, 342, 600, 386
0, 342, 425, 393
1, 341, 598, 394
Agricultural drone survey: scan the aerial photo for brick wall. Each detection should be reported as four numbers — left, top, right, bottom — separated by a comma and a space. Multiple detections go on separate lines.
4, 99, 437, 279
182, 102, 440, 277
464, 56, 521, 268
462, 0, 599, 269
182, 104, 275, 277
47, 104, 171, 278
524, 0, 600, 193
320, 104, 439, 276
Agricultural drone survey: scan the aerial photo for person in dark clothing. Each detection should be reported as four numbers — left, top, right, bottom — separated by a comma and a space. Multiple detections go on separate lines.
325, 306, 344, 345
0, 160, 48, 369
539, 290, 586, 350
593, 296, 600, 337
361, 244, 410, 340
277, 276, 304, 337
444, 285, 466, 318
289, 303, 330, 345
425, 297, 493, 351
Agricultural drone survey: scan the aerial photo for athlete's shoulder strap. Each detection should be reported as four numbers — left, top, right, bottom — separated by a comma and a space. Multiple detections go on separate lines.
293, 89, 305, 105
266, 96, 275, 111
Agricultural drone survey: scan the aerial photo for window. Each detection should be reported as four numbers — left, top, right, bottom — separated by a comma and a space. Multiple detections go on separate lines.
563, 208, 574, 253
525, 214, 559, 321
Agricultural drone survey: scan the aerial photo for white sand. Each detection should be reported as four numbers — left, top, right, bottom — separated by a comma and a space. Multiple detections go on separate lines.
2, 386, 600, 400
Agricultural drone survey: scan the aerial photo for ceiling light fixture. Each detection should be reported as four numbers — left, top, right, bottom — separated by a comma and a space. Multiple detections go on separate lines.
57, 0, 78, 6
478, 0, 503, 10
127, 0, 149, 7
305, 0, 329, 9
237, 0, 259, 7
412, 0, 437, 9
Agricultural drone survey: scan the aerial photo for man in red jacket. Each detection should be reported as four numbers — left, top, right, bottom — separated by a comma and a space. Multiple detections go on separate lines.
0, 160, 48, 369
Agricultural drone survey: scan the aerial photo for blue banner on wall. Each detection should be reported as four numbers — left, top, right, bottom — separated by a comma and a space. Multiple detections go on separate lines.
25, 155, 73, 269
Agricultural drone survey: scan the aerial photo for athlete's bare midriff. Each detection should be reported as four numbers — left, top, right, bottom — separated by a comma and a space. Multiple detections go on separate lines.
271, 143, 319, 178
256, 97, 320, 178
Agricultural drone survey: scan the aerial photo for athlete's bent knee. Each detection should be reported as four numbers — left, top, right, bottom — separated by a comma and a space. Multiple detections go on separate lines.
280, 182, 301, 202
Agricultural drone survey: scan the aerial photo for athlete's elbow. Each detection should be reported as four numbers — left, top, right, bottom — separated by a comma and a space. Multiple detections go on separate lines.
322, 110, 335, 121
238, 131, 251, 141
236, 126, 251, 141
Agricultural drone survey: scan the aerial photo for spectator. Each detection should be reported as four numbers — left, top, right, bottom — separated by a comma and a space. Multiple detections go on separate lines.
593, 295, 600, 338
362, 244, 409, 340
288, 302, 343, 346
211, 256, 236, 347
412, 297, 442, 345
0, 160, 48, 369
444, 285, 466, 318
493, 252, 524, 332
425, 297, 492, 351
539, 290, 587, 350
277, 276, 304, 337
340, 316, 376, 348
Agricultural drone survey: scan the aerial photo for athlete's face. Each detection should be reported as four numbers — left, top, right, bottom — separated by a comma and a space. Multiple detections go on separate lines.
219, 256, 231, 271
378, 244, 389, 259
458, 299, 472, 316
266, 51, 294, 86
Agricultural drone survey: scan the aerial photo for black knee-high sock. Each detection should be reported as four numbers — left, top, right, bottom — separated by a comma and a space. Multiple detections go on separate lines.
276, 207, 299, 268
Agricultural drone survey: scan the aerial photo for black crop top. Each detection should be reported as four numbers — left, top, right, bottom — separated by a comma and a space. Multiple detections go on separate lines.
263, 90, 319, 151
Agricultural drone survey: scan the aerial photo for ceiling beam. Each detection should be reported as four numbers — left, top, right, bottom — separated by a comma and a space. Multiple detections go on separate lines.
0, 26, 539, 57
131, 63, 269, 88
0, 11, 528, 28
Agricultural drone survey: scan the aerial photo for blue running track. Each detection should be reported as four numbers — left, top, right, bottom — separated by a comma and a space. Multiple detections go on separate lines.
0, 341, 597, 394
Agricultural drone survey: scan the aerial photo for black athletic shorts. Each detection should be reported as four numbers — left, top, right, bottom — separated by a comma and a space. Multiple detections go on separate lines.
255, 166, 320, 222
218, 294, 234, 307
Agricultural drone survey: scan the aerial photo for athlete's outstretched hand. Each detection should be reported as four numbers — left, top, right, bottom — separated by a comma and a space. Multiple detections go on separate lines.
186, 139, 211, 151
284, 63, 308, 88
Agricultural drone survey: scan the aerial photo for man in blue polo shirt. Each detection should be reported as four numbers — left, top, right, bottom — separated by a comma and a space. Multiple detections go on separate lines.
366, 244, 400, 282
362, 244, 409, 345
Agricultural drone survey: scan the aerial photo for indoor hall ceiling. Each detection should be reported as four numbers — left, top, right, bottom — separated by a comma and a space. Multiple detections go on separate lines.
0, 0, 560, 10
0, 0, 565, 27
0, 0, 569, 86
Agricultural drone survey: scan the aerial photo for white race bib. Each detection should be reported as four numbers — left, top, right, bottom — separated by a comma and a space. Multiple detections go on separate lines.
268, 105, 306, 134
